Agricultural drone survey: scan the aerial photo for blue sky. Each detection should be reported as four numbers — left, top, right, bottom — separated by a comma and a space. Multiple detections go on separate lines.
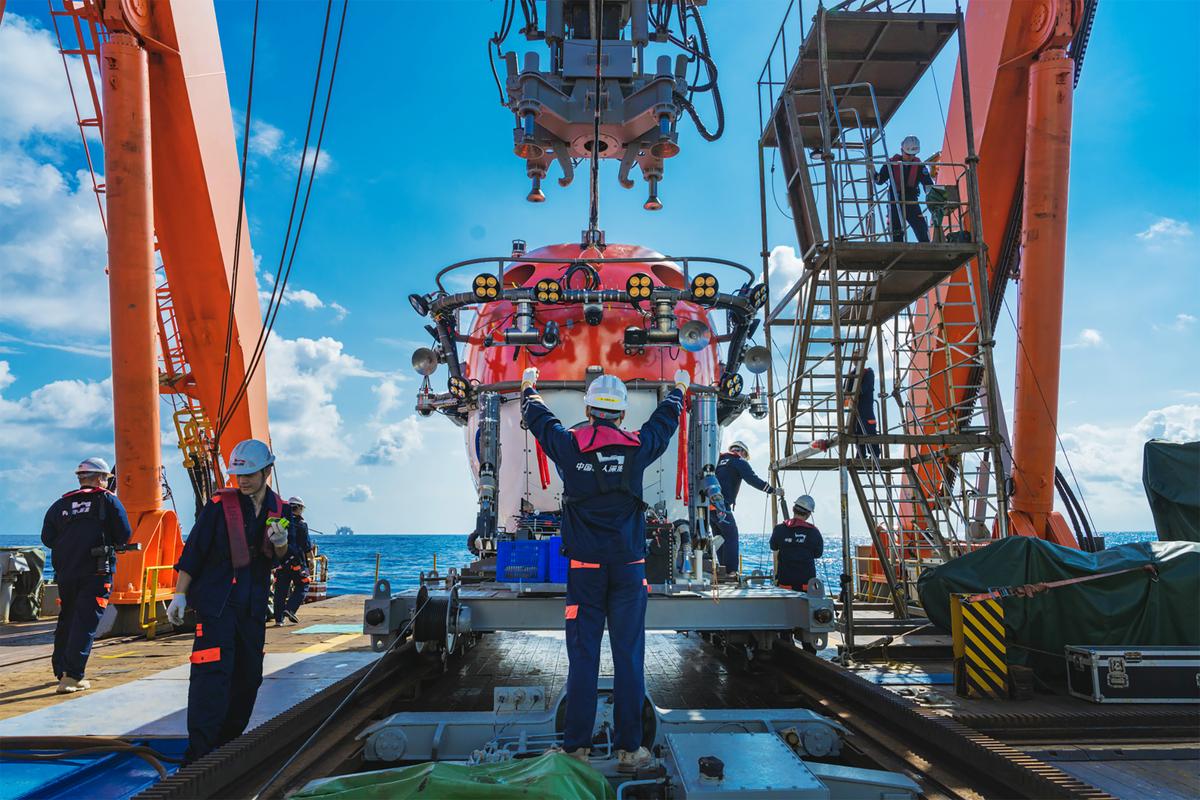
1, 0, 1197, 536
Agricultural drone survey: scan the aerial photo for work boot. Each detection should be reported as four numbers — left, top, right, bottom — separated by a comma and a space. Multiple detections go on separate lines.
57, 677, 91, 694
616, 746, 653, 773
285, 610, 299, 624
547, 745, 590, 765
273, 620, 285, 627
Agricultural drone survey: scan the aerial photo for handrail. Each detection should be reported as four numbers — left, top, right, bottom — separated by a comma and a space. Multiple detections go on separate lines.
139, 564, 176, 639
433, 254, 757, 295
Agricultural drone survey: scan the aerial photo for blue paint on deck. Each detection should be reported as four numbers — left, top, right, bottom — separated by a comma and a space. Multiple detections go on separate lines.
291, 623, 362, 635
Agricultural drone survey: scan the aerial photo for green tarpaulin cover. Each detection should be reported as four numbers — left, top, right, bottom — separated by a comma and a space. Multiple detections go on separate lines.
1143, 440, 1200, 543
291, 753, 615, 800
917, 537, 1200, 680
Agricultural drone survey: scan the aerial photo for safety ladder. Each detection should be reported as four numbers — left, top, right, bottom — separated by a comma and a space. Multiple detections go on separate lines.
757, 1, 1010, 633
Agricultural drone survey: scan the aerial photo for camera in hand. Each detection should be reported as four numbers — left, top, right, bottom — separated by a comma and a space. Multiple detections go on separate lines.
91, 542, 142, 575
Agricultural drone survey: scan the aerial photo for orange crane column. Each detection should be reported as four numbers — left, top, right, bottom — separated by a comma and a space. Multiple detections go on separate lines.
102, 33, 162, 515
1009, 48, 1075, 546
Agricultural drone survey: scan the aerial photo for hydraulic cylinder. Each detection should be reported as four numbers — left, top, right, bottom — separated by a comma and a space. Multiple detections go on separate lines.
1011, 48, 1073, 537
102, 34, 162, 515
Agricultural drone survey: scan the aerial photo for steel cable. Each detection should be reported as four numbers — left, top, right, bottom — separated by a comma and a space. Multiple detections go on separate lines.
214, 0, 262, 449
216, 0, 349, 441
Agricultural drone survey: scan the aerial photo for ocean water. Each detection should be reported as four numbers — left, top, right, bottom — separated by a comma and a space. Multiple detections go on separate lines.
0, 531, 1158, 596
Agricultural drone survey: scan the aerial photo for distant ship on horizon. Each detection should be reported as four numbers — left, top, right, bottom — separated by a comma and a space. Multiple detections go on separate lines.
335, 525, 354, 536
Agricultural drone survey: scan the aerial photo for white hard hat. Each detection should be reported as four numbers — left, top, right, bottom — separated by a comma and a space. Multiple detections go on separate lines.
729, 441, 750, 458
288, 496, 306, 508
75, 457, 111, 475
794, 494, 816, 514
227, 439, 276, 475
584, 374, 628, 413
901, 135, 920, 155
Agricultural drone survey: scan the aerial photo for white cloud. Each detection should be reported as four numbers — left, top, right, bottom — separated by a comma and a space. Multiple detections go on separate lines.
0, 151, 109, 334
765, 245, 806, 309
1136, 217, 1193, 242
265, 334, 380, 462
0, 16, 109, 337
257, 277, 349, 322
343, 484, 373, 503
359, 417, 423, 466
0, 332, 109, 358
1064, 328, 1104, 349
1154, 313, 1197, 334
1059, 404, 1200, 530
372, 379, 403, 419
0, 16, 87, 142
0, 361, 116, 513
246, 119, 335, 175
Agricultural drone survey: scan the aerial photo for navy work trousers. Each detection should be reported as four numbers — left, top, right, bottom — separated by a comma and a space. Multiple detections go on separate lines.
713, 513, 740, 574
888, 200, 930, 243
564, 560, 648, 753
273, 564, 308, 623
52, 576, 111, 680
185, 607, 266, 763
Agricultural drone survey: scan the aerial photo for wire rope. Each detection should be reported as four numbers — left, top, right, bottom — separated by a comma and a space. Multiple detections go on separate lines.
214, 0, 262, 448
217, 0, 349, 440
999, 297, 1098, 534
251, 591, 431, 800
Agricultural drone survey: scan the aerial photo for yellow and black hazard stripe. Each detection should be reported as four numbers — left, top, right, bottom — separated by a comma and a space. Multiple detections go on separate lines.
959, 595, 1008, 699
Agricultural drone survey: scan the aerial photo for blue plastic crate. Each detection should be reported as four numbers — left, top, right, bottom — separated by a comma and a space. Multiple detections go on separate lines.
547, 536, 568, 583
497, 539, 548, 582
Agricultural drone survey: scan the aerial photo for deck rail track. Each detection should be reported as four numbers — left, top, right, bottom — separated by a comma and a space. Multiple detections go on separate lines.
770, 642, 1120, 800
132, 642, 432, 800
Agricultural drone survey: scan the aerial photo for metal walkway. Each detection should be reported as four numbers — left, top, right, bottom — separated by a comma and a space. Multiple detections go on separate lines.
756, 1, 1009, 629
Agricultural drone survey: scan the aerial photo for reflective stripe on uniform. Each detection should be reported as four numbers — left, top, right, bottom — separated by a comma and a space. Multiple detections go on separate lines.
569, 560, 600, 569
565, 604, 579, 620
628, 558, 645, 565
190, 647, 220, 664
196, 623, 203, 637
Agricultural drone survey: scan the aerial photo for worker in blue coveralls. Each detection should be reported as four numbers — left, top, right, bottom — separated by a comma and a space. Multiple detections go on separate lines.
272, 495, 313, 626
770, 495, 824, 591
41, 457, 133, 694
166, 439, 292, 764
711, 441, 780, 577
876, 135, 933, 242
843, 352, 880, 459
521, 366, 687, 773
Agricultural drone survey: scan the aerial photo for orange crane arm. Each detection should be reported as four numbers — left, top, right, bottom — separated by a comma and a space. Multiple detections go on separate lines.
72, 0, 270, 611
905, 0, 1083, 547
144, 0, 270, 453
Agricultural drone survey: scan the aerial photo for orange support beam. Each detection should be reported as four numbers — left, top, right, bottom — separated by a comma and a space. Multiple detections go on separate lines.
1010, 49, 1076, 547
101, 31, 184, 607
102, 33, 161, 516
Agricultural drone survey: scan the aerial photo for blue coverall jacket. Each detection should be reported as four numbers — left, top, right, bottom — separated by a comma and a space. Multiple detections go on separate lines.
714, 452, 771, 509
41, 487, 133, 680
174, 488, 290, 621
41, 487, 133, 581
521, 386, 684, 564
770, 517, 825, 588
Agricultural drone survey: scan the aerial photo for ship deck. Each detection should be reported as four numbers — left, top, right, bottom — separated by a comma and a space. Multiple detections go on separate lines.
2, 598, 1196, 799
0, 594, 376, 729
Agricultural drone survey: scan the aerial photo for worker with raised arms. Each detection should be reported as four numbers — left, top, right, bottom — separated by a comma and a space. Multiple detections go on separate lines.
166, 439, 293, 763
711, 441, 780, 577
521, 366, 687, 772
40, 457, 133, 694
